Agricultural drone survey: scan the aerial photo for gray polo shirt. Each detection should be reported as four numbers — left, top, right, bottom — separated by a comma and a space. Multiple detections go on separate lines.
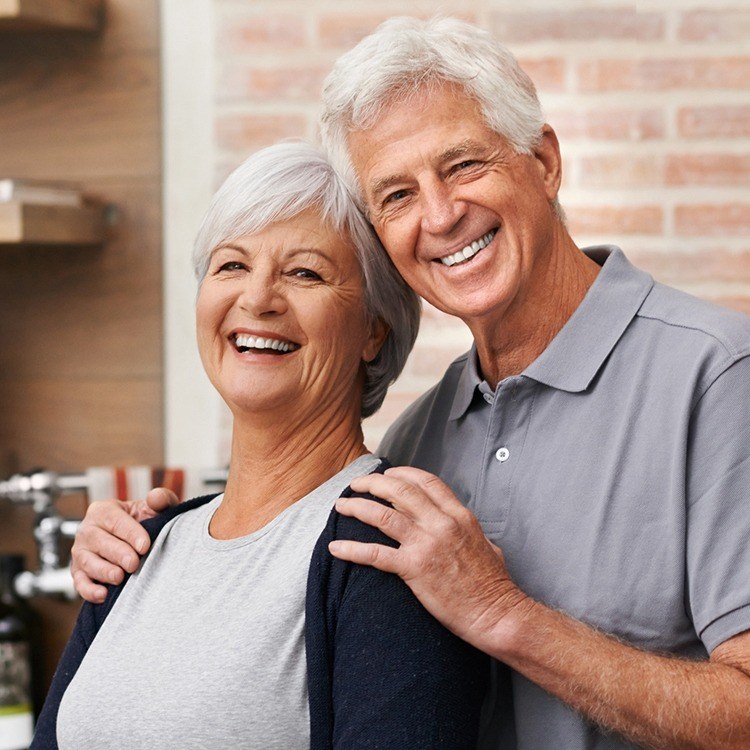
380, 246, 750, 750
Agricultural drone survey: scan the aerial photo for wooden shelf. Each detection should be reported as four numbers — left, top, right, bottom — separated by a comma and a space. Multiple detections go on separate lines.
0, 0, 101, 32
0, 202, 107, 245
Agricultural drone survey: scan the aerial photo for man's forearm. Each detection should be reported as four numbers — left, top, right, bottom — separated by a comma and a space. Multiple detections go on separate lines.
487, 599, 750, 750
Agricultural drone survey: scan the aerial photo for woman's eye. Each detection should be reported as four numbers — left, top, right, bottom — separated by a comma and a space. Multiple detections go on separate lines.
217, 260, 246, 272
291, 268, 322, 281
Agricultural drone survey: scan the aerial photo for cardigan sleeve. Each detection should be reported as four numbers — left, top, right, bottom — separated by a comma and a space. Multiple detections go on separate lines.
29, 601, 101, 750
307, 477, 490, 749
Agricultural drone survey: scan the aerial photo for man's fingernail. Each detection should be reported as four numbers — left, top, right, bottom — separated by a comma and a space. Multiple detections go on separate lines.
136, 539, 148, 554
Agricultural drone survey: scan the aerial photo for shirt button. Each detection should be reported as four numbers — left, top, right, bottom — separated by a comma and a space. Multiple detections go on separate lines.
483, 392, 493, 404
495, 447, 510, 463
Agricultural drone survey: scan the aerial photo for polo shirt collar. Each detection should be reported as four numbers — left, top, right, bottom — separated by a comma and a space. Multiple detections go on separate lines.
448, 246, 654, 420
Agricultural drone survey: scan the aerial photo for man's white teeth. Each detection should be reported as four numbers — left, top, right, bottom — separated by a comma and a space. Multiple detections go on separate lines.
234, 334, 298, 353
440, 229, 497, 267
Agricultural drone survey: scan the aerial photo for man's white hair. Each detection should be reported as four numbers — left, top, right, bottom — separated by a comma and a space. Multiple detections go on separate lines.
320, 16, 547, 209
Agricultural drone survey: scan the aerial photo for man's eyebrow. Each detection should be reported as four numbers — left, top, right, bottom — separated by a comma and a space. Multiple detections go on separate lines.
368, 140, 491, 199
370, 173, 409, 200
438, 139, 490, 162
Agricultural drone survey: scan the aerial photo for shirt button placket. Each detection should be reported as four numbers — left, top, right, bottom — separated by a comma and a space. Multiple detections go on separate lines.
495, 447, 510, 463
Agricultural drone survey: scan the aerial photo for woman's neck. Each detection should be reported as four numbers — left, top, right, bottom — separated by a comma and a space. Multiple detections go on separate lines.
210, 403, 369, 539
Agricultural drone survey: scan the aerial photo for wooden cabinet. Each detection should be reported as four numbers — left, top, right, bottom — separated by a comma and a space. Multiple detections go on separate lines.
0, 201, 106, 244
0, 0, 102, 32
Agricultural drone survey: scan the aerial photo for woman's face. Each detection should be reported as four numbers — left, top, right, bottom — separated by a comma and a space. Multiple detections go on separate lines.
196, 210, 385, 420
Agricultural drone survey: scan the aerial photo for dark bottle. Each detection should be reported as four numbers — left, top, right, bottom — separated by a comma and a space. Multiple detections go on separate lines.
0, 555, 33, 750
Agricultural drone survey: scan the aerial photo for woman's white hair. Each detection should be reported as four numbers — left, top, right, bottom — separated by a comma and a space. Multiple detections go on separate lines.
193, 140, 421, 419
320, 16, 560, 216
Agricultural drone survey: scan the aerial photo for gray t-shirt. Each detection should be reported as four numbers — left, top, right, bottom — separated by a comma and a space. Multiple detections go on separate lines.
380, 246, 750, 750
57, 454, 380, 750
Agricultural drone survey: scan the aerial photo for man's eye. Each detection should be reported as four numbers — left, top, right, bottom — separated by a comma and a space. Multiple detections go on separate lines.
384, 189, 409, 205
455, 160, 478, 171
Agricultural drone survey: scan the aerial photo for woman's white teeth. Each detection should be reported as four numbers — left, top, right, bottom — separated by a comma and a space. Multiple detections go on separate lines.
234, 334, 298, 353
440, 229, 497, 267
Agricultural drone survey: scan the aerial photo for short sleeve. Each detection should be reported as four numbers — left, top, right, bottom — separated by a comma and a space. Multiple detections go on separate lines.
686, 354, 750, 653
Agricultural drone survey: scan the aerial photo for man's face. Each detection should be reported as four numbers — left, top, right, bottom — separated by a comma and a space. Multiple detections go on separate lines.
347, 83, 562, 329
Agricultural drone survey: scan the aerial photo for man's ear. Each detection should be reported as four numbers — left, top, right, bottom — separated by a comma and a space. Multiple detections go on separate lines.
363, 318, 389, 363
534, 124, 563, 202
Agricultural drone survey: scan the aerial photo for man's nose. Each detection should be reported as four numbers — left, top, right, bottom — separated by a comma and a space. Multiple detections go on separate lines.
238, 274, 288, 317
420, 180, 464, 236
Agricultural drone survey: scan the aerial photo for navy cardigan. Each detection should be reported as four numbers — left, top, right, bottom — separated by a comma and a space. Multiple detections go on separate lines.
32, 465, 489, 748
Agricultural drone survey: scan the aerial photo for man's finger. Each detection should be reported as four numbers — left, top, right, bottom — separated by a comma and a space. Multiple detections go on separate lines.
70, 566, 109, 604
73, 570, 107, 604
328, 539, 401, 574
73, 523, 143, 573
347, 472, 446, 519
334, 496, 412, 543
384, 466, 467, 511
70, 546, 127, 586
144, 488, 179, 517
89, 501, 151, 556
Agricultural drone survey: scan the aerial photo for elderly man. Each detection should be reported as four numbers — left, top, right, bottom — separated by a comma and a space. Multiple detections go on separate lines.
72, 17, 750, 750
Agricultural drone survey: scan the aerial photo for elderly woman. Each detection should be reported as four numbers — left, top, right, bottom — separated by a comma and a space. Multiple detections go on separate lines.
30, 142, 488, 749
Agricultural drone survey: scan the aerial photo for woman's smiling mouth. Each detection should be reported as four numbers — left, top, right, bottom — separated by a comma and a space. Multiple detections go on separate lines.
232, 333, 300, 354
438, 228, 497, 267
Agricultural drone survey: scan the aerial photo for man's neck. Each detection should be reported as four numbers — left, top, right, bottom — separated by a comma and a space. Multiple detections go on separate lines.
471, 241, 600, 388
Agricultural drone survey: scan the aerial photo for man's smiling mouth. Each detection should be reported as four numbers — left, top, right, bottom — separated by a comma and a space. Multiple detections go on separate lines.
438, 228, 497, 267
232, 333, 300, 354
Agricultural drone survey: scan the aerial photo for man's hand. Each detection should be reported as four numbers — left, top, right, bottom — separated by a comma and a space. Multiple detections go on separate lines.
71, 488, 179, 603
329, 466, 532, 650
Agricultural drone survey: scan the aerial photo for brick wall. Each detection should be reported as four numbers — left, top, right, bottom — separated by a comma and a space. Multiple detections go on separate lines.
212, 1, 750, 447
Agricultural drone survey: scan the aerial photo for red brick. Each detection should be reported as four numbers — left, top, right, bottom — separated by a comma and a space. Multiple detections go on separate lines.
215, 114, 307, 151
666, 154, 750, 186
518, 57, 566, 93
318, 14, 408, 49
679, 10, 750, 42
566, 206, 664, 236
549, 108, 665, 141
628, 249, 750, 285
403, 345, 472, 380
710, 296, 750, 317
365, 391, 422, 436
574, 154, 665, 189
318, 12, 478, 50
678, 106, 750, 138
675, 204, 750, 237
490, 9, 664, 43
218, 65, 329, 102
578, 58, 750, 92
419, 302, 467, 328
216, 15, 307, 53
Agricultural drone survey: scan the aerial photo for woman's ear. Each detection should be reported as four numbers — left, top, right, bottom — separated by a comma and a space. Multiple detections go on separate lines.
363, 318, 389, 363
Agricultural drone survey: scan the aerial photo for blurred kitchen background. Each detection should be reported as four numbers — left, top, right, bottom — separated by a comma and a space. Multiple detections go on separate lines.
0, 0, 749, 709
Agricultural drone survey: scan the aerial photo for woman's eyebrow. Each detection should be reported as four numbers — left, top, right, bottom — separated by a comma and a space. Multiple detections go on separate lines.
211, 243, 250, 257
285, 247, 338, 266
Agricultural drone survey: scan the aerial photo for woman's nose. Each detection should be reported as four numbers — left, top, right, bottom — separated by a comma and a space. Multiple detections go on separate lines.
237, 275, 288, 317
